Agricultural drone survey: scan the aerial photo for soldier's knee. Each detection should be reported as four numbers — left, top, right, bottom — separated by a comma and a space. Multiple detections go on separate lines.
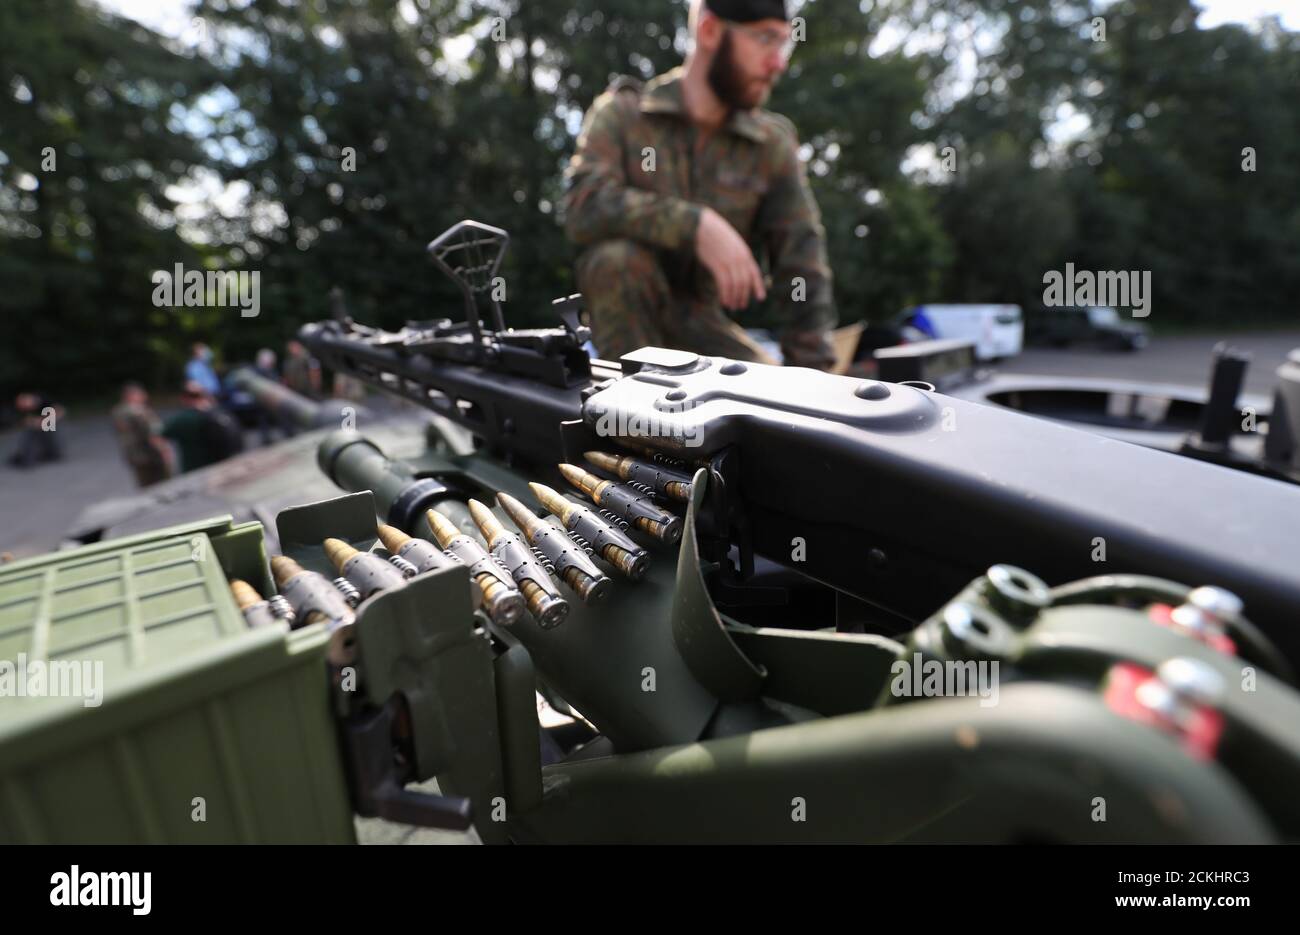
577, 239, 661, 285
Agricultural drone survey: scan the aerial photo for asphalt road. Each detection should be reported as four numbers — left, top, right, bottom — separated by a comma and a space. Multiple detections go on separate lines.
1003, 331, 1300, 396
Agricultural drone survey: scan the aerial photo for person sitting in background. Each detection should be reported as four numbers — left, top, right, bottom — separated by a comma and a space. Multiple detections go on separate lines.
283, 340, 322, 398
253, 348, 279, 381
110, 383, 172, 487
6, 392, 63, 469
248, 347, 286, 443
162, 382, 243, 473
185, 343, 221, 397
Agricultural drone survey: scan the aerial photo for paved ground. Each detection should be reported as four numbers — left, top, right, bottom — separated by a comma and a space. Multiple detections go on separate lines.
0, 415, 139, 560
0, 396, 406, 560
1003, 330, 1300, 396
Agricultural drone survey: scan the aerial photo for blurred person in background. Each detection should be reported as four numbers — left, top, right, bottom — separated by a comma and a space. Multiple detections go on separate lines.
6, 392, 64, 469
162, 382, 244, 473
110, 383, 172, 487
283, 340, 322, 398
253, 347, 279, 380
185, 342, 221, 397
249, 347, 285, 442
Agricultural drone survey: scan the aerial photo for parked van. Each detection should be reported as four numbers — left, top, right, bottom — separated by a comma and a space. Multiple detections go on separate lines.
899, 304, 1024, 361
1025, 305, 1149, 351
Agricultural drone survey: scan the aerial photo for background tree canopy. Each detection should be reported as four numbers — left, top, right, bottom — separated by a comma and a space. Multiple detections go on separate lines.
2, 0, 1297, 399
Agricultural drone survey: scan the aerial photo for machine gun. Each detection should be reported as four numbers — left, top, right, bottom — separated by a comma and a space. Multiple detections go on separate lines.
294, 220, 1300, 843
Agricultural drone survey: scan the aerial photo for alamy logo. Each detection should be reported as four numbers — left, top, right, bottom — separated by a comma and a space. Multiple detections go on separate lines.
1042, 263, 1151, 317
592, 404, 704, 448
0, 654, 102, 707
151, 263, 261, 317
889, 653, 1000, 707
50, 866, 151, 915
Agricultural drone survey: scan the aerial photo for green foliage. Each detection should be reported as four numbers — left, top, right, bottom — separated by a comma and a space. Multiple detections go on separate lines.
0, 0, 218, 396
1, 0, 1298, 400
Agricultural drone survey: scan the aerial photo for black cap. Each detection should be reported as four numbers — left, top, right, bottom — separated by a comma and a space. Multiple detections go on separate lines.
705, 0, 788, 23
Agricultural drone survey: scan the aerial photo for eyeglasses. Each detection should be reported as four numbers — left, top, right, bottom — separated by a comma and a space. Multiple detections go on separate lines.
719, 19, 798, 60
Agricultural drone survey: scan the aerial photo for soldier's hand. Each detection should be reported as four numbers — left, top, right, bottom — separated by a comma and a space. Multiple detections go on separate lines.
695, 207, 766, 310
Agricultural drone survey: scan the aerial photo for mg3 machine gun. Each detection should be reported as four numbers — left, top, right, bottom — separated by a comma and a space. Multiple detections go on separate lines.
8, 221, 1299, 846
287, 220, 1300, 843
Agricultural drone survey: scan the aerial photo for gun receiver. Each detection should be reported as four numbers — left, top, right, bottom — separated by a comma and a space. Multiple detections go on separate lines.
301, 220, 609, 468
589, 348, 1300, 667
300, 220, 1300, 673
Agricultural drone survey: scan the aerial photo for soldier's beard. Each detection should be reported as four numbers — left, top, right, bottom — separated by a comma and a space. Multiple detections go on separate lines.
707, 32, 769, 110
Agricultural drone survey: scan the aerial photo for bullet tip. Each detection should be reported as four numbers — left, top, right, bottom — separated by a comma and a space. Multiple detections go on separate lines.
497, 490, 520, 509
322, 537, 358, 570
269, 555, 303, 585
467, 499, 502, 539
375, 524, 408, 551
229, 578, 262, 609
425, 507, 457, 546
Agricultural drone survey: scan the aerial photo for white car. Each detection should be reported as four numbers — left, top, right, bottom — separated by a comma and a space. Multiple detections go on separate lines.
901, 304, 1024, 361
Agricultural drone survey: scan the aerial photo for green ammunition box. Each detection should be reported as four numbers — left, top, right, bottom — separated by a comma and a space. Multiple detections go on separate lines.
0, 516, 355, 844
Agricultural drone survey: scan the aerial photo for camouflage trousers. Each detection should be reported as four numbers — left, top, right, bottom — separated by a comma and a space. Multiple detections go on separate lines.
576, 240, 778, 364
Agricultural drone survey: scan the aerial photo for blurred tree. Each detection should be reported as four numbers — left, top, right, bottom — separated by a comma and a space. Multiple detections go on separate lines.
0, 0, 219, 398
2, 0, 1298, 403
767, 0, 953, 323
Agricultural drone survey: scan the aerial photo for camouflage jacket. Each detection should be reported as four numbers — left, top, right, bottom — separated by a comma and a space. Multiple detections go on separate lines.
561, 68, 836, 336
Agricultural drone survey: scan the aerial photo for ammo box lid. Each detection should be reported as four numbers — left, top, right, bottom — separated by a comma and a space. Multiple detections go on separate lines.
0, 515, 324, 759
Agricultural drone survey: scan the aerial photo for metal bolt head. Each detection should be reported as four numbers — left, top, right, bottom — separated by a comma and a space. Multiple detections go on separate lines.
943, 602, 974, 636
1169, 603, 1216, 635
1134, 679, 1181, 722
1156, 657, 1225, 706
941, 602, 1011, 658
985, 564, 1050, 618
854, 382, 890, 400
1187, 586, 1244, 625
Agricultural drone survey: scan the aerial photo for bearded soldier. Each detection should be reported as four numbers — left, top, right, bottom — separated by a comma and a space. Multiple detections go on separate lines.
562, 0, 837, 369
